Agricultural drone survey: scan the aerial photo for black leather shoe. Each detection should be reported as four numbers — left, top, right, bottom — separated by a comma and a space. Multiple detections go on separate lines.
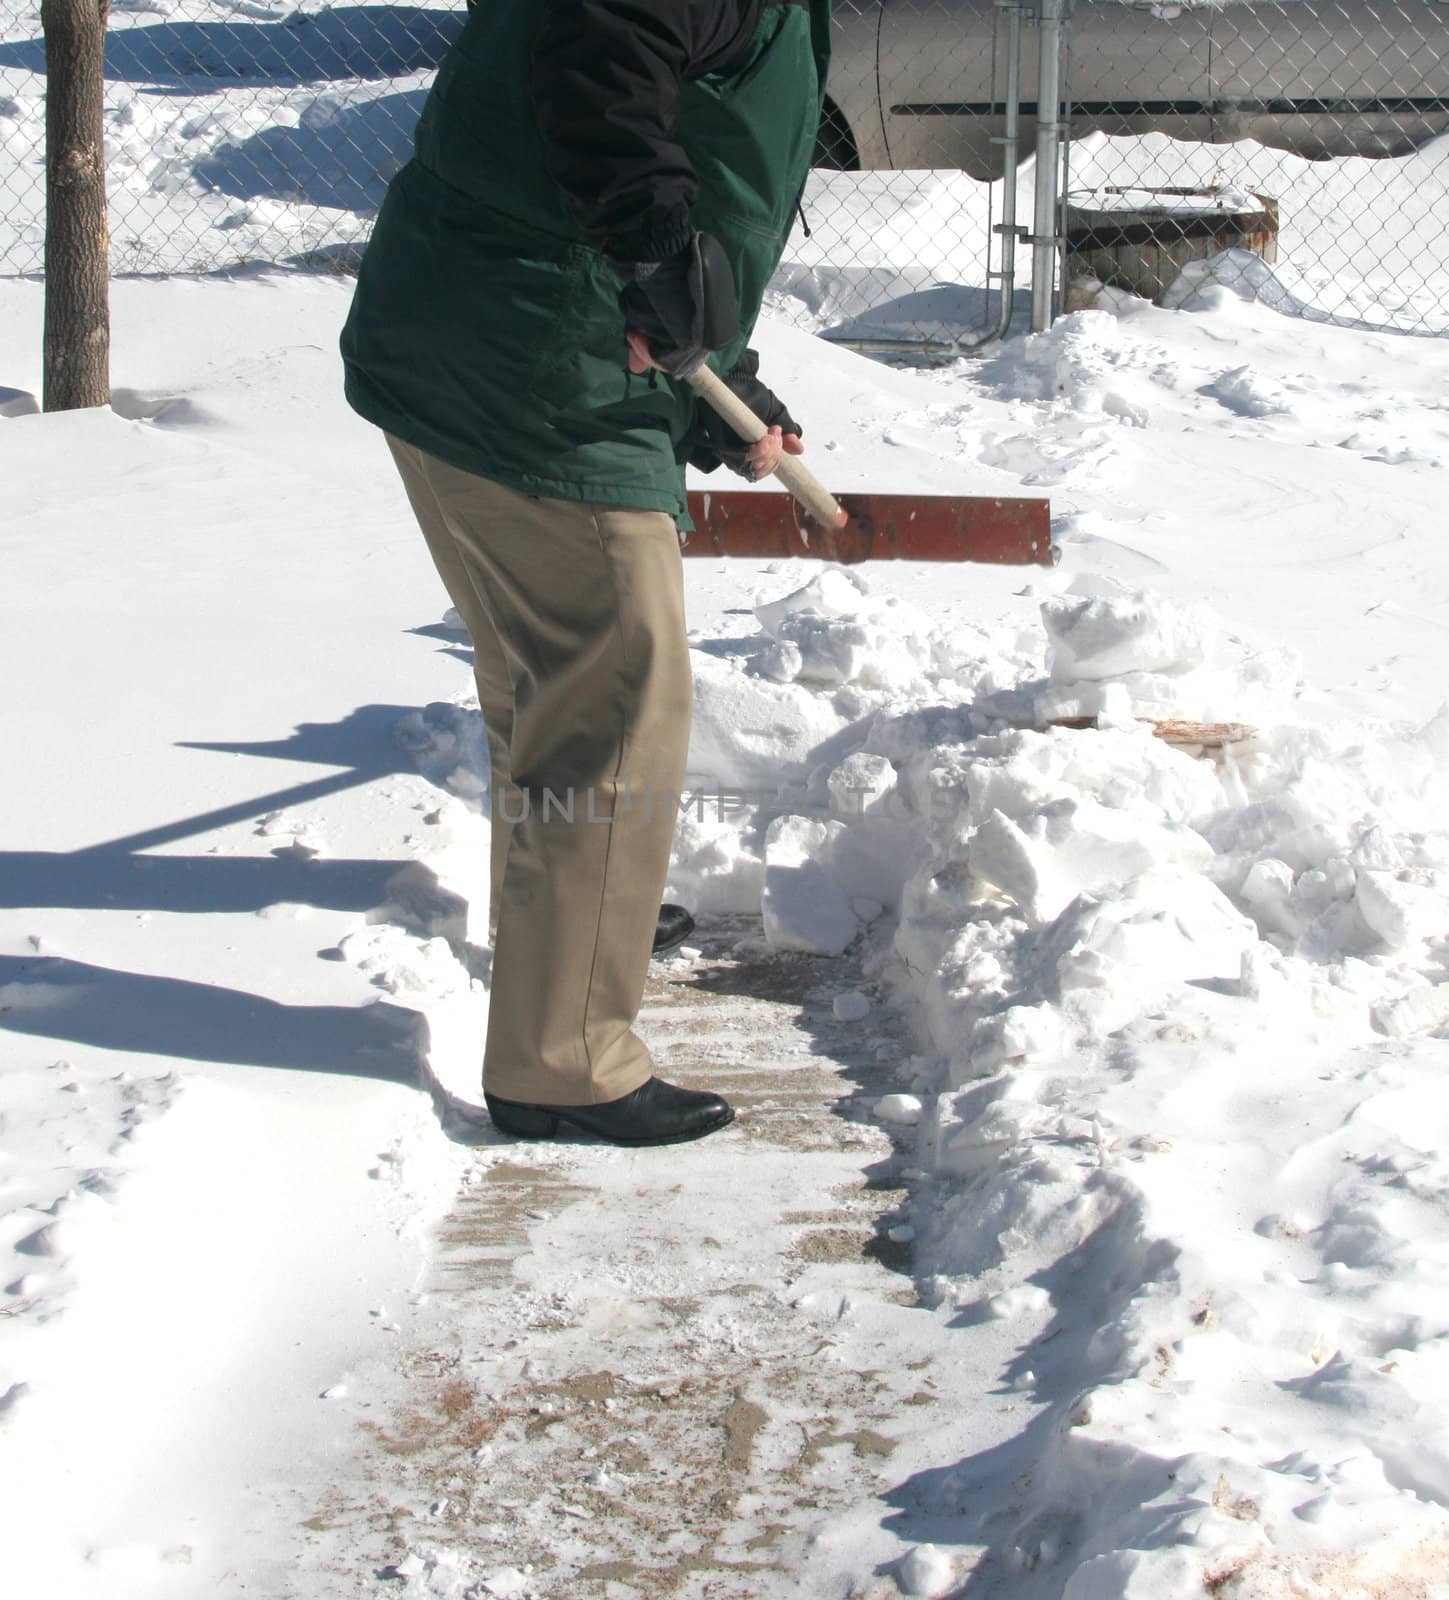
652, 903, 695, 957
485, 1076, 734, 1147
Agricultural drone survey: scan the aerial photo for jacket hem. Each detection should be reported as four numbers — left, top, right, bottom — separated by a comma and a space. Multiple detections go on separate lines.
347, 377, 689, 520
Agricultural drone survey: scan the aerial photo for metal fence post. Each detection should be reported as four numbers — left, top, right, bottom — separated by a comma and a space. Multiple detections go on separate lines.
1030, 0, 1067, 332
989, 0, 1028, 341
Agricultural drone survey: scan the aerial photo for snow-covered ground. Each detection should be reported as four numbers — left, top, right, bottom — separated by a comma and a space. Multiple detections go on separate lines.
6, 232, 1449, 1594
6, 9, 1449, 1590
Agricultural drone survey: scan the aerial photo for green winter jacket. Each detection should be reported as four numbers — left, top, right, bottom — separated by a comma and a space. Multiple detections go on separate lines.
340, 0, 830, 520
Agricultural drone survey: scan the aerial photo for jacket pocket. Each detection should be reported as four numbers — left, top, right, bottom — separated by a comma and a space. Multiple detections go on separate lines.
526, 244, 601, 409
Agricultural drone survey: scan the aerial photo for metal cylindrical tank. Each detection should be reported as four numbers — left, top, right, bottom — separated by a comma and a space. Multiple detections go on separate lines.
843, 0, 1449, 177
1065, 187, 1281, 302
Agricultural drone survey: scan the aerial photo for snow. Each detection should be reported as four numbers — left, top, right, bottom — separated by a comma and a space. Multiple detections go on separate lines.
663, 287, 1449, 1588
898, 1541, 959, 1596
7, 52, 1449, 1599
690, 241, 1449, 1591
874, 1093, 923, 1127
833, 989, 872, 1022
0, 276, 483, 1594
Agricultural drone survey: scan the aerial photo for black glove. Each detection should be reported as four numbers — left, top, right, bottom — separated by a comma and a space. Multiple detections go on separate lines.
617, 231, 739, 378
687, 350, 802, 480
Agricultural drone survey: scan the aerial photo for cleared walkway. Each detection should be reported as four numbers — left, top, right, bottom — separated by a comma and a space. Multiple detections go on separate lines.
296, 921, 986, 1599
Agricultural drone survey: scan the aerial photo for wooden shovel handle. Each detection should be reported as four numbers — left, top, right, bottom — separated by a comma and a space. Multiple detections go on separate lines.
684, 363, 848, 531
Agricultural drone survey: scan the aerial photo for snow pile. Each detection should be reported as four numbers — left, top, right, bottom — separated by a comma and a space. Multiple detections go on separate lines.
1031, 586, 1298, 728
677, 571, 1298, 950
0, 0, 461, 274
773, 132, 1449, 341
977, 309, 1154, 429
1160, 247, 1327, 324
678, 565, 950, 929
1207, 713, 1449, 985
753, 567, 936, 691
678, 570, 1449, 1593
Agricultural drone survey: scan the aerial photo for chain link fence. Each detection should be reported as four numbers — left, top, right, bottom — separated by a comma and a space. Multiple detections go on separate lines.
0, 1, 465, 274
0, 0, 1445, 338
1059, 0, 1449, 336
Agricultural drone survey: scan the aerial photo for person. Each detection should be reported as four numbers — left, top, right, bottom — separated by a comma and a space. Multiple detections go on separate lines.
340, 0, 830, 1146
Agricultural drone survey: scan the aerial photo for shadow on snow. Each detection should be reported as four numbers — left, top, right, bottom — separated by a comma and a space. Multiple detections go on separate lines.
0, 703, 465, 1083
0, 7, 463, 85
194, 88, 426, 213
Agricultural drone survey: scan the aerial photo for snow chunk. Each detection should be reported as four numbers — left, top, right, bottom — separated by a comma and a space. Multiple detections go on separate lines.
875, 1093, 924, 1126
753, 566, 870, 636
826, 750, 898, 820
986, 1284, 1052, 1319
761, 815, 858, 955
666, 803, 765, 917
389, 1545, 496, 1596
752, 568, 934, 689
1203, 364, 1291, 418
898, 1543, 957, 1596
1355, 869, 1447, 947
688, 651, 852, 788
833, 990, 871, 1022
1044, 591, 1217, 683
1045, 871, 1258, 1034
970, 797, 1212, 926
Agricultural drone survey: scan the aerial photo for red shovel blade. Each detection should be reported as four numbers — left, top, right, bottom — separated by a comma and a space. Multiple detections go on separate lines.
683, 490, 1054, 566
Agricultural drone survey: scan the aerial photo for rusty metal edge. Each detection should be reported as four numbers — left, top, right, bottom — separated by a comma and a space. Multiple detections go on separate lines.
682, 490, 1055, 566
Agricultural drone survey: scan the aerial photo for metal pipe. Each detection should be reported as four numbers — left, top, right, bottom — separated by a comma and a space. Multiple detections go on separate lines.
1030, 0, 1066, 332
817, 1, 1028, 362
975, 0, 1000, 343
991, 0, 1025, 340
910, 0, 1025, 358
1057, 0, 1074, 323
902, 0, 1024, 359
818, 335, 969, 360
945, 0, 1024, 354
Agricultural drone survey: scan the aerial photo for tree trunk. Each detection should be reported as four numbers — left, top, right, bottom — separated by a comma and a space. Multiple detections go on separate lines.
43, 0, 109, 412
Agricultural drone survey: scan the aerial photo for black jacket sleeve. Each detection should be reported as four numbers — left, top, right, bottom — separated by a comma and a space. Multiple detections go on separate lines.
529, 0, 760, 263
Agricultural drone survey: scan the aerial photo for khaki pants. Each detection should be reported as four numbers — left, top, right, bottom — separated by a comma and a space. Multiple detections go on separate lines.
386, 436, 691, 1107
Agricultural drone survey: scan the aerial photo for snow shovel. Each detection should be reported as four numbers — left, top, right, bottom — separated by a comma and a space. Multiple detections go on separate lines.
682, 364, 1055, 567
